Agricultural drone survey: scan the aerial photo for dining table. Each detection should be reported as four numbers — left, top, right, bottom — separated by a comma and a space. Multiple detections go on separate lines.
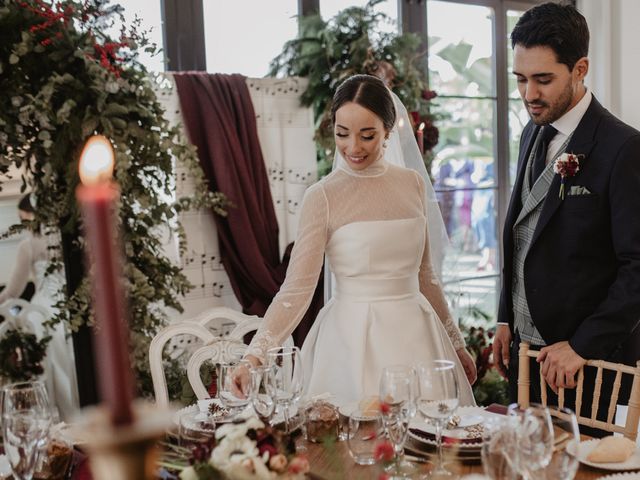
65, 433, 627, 480
64, 401, 635, 480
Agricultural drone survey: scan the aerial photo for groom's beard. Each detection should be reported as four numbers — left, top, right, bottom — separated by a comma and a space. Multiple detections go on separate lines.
526, 79, 574, 126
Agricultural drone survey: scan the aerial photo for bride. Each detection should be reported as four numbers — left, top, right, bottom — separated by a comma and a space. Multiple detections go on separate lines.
0, 194, 79, 419
235, 75, 476, 405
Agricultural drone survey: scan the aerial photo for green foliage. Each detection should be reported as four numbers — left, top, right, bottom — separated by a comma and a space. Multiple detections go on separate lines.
269, 0, 437, 175
0, 329, 50, 382
0, 0, 229, 396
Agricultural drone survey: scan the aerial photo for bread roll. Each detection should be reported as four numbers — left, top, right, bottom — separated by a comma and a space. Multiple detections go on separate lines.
586, 436, 636, 463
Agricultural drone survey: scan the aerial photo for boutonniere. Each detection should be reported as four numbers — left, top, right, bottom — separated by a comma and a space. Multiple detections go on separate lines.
553, 153, 584, 199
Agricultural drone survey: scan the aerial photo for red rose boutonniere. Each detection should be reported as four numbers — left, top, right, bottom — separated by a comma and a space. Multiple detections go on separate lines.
553, 153, 584, 199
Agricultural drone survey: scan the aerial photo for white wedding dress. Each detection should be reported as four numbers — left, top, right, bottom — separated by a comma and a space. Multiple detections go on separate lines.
0, 234, 79, 419
247, 157, 475, 406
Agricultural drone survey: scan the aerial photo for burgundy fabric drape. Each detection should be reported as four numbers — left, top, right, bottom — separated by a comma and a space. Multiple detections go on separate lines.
173, 73, 322, 345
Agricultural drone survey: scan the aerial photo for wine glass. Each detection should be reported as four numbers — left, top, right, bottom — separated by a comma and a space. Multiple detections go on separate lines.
481, 417, 519, 480
1, 381, 52, 480
506, 403, 554, 480
416, 360, 459, 479
217, 361, 251, 417
249, 364, 276, 423
529, 407, 580, 480
379, 365, 418, 478
266, 346, 303, 433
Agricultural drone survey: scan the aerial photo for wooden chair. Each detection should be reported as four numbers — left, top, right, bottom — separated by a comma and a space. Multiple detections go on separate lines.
187, 317, 295, 400
0, 298, 49, 338
149, 307, 267, 406
518, 342, 640, 440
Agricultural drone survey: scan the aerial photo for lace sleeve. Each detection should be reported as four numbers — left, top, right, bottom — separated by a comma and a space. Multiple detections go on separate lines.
414, 172, 466, 350
0, 238, 33, 305
245, 183, 329, 363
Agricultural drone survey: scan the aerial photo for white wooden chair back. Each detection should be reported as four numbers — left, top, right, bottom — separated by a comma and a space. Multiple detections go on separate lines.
0, 299, 48, 338
518, 342, 640, 441
149, 321, 216, 408
186, 316, 294, 400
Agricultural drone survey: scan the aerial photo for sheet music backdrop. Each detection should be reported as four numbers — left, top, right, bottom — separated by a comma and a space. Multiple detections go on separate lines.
154, 75, 317, 322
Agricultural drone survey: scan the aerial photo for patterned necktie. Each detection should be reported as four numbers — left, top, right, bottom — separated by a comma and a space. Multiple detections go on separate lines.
531, 125, 558, 184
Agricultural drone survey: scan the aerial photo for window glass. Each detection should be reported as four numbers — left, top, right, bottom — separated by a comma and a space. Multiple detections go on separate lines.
203, 1, 298, 77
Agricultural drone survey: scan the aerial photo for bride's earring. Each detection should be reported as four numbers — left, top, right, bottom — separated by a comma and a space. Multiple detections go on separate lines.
383, 138, 389, 148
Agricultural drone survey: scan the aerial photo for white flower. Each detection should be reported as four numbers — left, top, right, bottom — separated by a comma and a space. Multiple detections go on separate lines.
215, 417, 264, 441
211, 434, 260, 468
105, 80, 119, 94
178, 466, 199, 480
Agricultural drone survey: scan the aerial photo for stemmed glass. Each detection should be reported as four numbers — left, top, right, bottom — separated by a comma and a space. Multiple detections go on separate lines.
506, 403, 554, 480
535, 407, 580, 479
249, 364, 276, 424
218, 361, 251, 417
416, 360, 459, 479
1, 381, 52, 480
266, 346, 303, 433
379, 365, 418, 478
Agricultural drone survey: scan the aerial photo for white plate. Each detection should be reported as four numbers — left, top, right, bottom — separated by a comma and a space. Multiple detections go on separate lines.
568, 439, 640, 471
410, 406, 499, 442
598, 473, 640, 479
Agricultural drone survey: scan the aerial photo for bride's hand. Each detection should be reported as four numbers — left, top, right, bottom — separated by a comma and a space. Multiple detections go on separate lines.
456, 348, 478, 385
231, 357, 259, 399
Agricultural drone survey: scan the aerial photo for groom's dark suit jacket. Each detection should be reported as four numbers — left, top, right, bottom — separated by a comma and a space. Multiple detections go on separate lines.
498, 96, 640, 368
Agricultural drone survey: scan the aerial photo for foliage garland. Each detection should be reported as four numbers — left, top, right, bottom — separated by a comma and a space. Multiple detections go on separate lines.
0, 328, 50, 382
269, 0, 440, 175
0, 0, 228, 395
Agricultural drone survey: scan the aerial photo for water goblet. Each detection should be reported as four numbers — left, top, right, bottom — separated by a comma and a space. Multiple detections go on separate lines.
416, 360, 459, 479
266, 346, 303, 433
2, 382, 52, 480
529, 406, 580, 480
481, 417, 518, 480
379, 365, 418, 478
218, 361, 251, 417
249, 364, 276, 423
506, 403, 554, 480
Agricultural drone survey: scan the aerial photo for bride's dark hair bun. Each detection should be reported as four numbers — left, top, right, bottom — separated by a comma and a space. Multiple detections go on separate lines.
331, 75, 396, 131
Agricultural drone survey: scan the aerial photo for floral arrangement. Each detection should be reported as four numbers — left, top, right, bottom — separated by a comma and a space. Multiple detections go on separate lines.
553, 153, 583, 199
0, 0, 228, 396
173, 418, 309, 480
269, 0, 440, 175
0, 328, 50, 382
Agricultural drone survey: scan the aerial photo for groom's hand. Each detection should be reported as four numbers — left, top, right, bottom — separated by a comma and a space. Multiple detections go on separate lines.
537, 341, 586, 393
492, 324, 512, 379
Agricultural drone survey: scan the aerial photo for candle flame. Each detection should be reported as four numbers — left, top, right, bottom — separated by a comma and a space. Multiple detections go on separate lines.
418, 122, 425, 131
79, 135, 114, 185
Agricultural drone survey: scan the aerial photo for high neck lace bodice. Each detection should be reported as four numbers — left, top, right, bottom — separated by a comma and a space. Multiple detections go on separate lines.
336, 156, 388, 177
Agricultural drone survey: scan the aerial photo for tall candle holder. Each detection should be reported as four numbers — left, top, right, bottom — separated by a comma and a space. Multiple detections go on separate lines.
76, 136, 174, 479
78, 402, 173, 480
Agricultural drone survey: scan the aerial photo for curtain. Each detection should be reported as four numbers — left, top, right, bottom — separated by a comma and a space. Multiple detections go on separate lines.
173, 73, 321, 344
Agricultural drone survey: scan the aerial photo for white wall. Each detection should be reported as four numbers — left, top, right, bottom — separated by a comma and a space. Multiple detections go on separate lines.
580, 0, 640, 130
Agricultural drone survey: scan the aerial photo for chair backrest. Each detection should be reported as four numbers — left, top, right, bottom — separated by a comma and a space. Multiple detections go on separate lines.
187, 316, 295, 400
518, 342, 640, 440
149, 320, 217, 408
0, 299, 49, 338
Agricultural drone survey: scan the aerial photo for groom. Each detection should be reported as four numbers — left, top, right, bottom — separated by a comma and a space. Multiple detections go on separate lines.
492, 2, 640, 429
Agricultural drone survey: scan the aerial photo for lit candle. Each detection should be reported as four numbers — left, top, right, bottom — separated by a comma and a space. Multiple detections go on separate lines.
417, 122, 425, 154
76, 135, 134, 426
